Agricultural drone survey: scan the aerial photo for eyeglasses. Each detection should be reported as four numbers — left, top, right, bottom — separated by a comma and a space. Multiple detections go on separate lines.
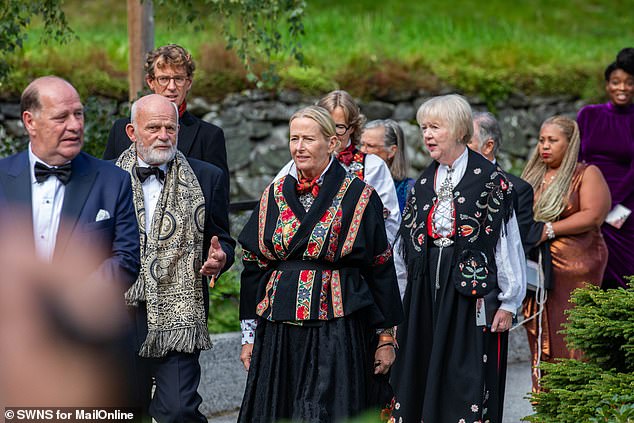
335, 124, 351, 136
154, 75, 190, 87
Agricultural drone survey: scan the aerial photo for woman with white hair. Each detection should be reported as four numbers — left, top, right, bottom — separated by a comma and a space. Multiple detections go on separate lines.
391, 94, 526, 422
360, 119, 415, 213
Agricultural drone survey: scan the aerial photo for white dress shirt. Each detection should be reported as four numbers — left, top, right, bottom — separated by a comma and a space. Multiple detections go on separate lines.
29, 144, 66, 262
137, 158, 168, 233
434, 148, 527, 314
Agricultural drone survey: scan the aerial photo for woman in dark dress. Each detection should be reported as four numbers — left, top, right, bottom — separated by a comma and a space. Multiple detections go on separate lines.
391, 94, 526, 423
577, 57, 634, 289
237, 106, 403, 422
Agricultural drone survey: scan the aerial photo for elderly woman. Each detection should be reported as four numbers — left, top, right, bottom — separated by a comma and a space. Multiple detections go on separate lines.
522, 116, 610, 391
238, 106, 403, 422
577, 56, 634, 289
360, 119, 415, 213
390, 94, 526, 423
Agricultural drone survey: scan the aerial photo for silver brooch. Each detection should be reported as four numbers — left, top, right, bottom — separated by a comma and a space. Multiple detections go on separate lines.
349, 162, 363, 172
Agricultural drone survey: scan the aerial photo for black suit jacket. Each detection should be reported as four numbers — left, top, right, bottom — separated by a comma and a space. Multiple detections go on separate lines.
103, 111, 229, 193
188, 157, 236, 316
506, 173, 542, 254
0, 151, 140, 287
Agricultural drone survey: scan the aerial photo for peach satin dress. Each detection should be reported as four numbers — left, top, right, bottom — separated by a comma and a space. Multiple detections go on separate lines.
523, 163, 608, 391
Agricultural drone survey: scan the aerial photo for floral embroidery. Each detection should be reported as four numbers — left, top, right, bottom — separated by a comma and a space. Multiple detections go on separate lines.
474, 168, 481, 174
459, 419, 466, 423
257, 185, 276, 260
318, 271, 331, 320
331, 270, 344, 317
341, 185, 374, 257
296, 270, 316, 320
420, 178, 427, 185
308, 173, 353, 261
242, 249, 269, 269
347, 150, 366, 179
273, 180, 299, 259
471, 404, 479, 413
458, 170, 511, 244
458, 196, 466, 204
460, 225, 474, 237
373, 246, 393, 266
423, 204, 430, 211
483, 354, 488, 363
256, 270, 281, 317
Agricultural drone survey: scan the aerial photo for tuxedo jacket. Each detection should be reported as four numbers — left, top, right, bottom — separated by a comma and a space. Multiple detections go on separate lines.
507, 173, 542, 254
0, 151, 140, 287
187, 157, 236, 316
103, 111, 229, 192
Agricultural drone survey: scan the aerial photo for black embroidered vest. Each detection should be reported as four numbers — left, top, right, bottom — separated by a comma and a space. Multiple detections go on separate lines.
400, 149, 513, 298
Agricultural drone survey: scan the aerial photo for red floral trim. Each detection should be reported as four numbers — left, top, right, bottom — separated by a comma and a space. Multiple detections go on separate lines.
373, 246, 393, 266
258, 185, 276, 260
331, 270, 344, 317
318, 270, 331, 320
341, 185, 374, 257
256, 270, 281, 317
295, 270, 316, 320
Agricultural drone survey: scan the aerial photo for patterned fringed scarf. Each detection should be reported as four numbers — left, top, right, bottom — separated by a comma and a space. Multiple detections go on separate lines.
117, 146, 211, 357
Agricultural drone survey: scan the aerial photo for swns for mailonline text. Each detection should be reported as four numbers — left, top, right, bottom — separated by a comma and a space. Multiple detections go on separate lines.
4, 408, 140, 422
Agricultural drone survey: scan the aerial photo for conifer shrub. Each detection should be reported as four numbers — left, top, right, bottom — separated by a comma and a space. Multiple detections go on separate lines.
526, 279, 634, 422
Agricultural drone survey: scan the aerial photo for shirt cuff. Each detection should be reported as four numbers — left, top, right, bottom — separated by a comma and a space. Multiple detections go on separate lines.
240, 319, 257, 345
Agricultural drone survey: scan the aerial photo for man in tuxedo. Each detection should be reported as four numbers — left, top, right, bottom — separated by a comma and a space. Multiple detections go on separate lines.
468, 111, 540, 253
103, 44, 229, 192
116, 93, 235, 422
0, 75, 139, 286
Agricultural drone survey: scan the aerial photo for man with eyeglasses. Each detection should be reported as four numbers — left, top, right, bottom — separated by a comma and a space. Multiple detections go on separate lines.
103, 44, 229, 191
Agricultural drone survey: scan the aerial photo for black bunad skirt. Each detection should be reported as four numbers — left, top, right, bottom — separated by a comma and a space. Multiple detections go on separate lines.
238, 313, 392, 423
391, 245, 508, 423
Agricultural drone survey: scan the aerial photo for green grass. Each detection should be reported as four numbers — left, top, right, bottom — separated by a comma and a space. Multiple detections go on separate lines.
3, 0, 634, 104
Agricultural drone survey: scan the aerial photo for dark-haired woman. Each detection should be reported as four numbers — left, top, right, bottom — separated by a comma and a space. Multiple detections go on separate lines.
577, 59, 634, 289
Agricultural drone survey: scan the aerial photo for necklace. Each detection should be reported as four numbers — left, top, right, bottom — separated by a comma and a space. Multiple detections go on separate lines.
541, 174, 556, 185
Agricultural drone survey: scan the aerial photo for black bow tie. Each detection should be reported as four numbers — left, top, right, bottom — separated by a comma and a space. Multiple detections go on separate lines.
136, 166, 165, 183
34, 162, 72, 184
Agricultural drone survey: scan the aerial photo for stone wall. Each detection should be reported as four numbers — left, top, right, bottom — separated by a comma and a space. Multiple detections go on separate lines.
0, 90, 588, 203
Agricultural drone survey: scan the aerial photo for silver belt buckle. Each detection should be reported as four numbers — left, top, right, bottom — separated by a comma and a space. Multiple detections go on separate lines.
433, 237, 454, 247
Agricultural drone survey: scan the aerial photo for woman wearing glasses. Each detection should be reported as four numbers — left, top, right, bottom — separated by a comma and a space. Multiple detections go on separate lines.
276, 90, 401, 246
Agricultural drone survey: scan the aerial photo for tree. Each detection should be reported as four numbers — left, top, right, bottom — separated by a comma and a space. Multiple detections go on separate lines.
154, 0, 305, 88
0, 0, 305, 89
526, 280, 634, 422
0, 0, 73, 83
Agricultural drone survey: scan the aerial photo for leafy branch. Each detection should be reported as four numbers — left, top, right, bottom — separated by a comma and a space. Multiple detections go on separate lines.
154, 0, 306, 88
0, 0, 73, 82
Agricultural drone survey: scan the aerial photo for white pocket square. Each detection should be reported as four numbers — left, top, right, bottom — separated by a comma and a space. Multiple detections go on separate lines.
95, 209, 111, 222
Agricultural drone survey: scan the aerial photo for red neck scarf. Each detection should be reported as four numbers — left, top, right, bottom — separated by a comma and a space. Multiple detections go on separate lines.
296, 175, 320, 197
178, 100, 187, 118
337, 142, 356, 166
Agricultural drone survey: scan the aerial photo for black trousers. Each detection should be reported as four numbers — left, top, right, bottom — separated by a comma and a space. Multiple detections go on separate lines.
129, 307, 207, 423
